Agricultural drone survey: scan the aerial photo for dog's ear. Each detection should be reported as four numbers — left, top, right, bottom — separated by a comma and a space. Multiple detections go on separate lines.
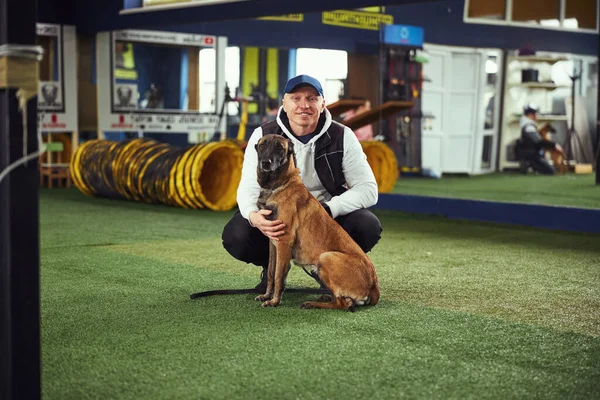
286, 139, 297, 167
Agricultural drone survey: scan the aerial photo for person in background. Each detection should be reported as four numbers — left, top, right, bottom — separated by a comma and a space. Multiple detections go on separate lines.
221, 74, 382, 291
517, 103, 564, 175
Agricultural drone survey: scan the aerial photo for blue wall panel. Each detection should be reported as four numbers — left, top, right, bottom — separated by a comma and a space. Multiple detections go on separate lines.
374, 194, 600, 234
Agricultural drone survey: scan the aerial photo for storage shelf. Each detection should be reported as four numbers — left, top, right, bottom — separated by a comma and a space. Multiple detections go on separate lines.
513, 55, 568, 65
509, 114, 569, 124
326, 99, 368, 118
538, 115, 569, 122
511, 82, 570, 90
343, 101, 413, 130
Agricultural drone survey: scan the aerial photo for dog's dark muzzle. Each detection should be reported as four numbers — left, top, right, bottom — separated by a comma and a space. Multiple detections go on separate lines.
260, 159, 273, 172
260, 158, 283, 173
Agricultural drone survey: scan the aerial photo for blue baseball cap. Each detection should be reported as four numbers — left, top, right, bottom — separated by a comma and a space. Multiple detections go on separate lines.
283, 75, 324, 97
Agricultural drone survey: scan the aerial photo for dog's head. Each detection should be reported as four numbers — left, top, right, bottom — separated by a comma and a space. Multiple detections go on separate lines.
255, 135, 296, 188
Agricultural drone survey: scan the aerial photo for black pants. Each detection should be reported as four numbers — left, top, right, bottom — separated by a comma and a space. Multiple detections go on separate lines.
525, 156, 555, 175
222, 208, 382, 268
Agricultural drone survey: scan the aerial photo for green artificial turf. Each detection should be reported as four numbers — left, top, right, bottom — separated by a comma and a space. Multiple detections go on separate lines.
392, 173, 600, 209
40, 189, 600, 399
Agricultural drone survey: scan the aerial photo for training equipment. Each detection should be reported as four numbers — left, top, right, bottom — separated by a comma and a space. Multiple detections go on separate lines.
70, 138, 243, 211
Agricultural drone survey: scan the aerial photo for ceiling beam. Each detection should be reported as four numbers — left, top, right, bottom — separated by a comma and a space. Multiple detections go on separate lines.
76, 0, 444, 33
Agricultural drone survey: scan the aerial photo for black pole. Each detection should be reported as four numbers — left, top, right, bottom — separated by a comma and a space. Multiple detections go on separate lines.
495, 49, 508, 172
258, 48, 268, 118
570, 74, 576, 131
596, 35, 599, 185
0, 0, 41, 399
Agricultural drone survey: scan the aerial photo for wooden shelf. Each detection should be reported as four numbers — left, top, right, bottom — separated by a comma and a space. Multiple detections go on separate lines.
512, 82, 569, 90
326, 99, 367, 118
513, 55, 568, 65
343, 101, 413, 130
538, 115, 569, 122
510, 114, 569, 124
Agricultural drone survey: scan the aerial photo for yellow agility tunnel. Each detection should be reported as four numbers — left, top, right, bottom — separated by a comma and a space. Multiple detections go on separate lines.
70, 138, 244, 211
361, 140, 398, 193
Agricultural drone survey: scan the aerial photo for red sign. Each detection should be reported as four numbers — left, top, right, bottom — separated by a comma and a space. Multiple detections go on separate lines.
42, 114, 67, 129
110, 115, 134, 129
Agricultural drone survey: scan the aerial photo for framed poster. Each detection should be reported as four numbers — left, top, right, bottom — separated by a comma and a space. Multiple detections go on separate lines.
37, 23, 78, 133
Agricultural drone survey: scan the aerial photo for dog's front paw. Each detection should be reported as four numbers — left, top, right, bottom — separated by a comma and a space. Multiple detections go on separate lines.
261, 299, 280, 307
299, 301, 316, 309
255, 294, 272, 302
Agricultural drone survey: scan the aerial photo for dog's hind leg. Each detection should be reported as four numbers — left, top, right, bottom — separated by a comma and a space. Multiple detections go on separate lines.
300, 296, 356, 311
299, 257, 354, 311
299, 252, 371, 311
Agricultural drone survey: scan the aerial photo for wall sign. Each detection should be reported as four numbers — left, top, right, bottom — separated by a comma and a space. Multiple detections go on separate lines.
107, 113, 220, 133
142, 0, 247, 7
144, 0, 190, 5
322, 9, 394, 31
258, 14, 304, 22
114, 29, 216, 47
383, 24, 425, 48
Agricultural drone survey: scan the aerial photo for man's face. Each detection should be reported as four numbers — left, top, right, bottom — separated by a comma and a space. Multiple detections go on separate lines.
529, 112, 538, 122
282, 85, 325, 133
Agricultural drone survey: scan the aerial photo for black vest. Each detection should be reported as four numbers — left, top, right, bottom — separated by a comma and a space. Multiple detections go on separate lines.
520, 122, 543, 158
261, 120, 347, 196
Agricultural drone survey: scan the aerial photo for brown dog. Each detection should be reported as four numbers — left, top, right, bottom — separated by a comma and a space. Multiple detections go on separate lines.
539, 123, 570, 174
253, 134, 380, 311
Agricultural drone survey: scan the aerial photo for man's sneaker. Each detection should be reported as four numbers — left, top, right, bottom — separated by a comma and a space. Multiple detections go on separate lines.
254, 267, 268, 293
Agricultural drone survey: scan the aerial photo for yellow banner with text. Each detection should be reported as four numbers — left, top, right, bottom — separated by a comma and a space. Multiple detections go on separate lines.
322, 9, 393, 30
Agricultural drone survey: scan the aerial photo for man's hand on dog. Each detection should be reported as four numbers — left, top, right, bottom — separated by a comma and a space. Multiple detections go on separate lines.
249, 210, 286, 241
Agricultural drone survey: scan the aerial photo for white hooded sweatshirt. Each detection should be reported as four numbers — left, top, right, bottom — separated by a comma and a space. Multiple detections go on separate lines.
236, 106, 378, 221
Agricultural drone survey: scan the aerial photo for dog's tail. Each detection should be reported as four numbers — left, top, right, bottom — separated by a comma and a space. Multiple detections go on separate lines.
367, 267, 380, 306
368, 284, 380, 306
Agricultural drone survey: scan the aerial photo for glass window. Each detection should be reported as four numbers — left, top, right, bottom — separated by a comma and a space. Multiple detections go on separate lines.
481, 135, 493, 169
296, 48, 348, 103
465, 0, 599, 32
565, 0, 597, 29
225, 47, 241, 115
199, 48, 216, 113
199, 47, 240, 115
38, 35, 60, 82
483, 54, 499, 130
512, 0, 560, 25
468, 0, 506, 20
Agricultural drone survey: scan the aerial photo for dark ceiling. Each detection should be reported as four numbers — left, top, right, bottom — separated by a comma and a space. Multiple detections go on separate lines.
50, 0, 444, 33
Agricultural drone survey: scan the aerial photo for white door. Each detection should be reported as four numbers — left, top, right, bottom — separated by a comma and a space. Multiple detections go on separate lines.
444, 51, 481, 173
421, 49, 446, 176
422, 46, 482, 174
